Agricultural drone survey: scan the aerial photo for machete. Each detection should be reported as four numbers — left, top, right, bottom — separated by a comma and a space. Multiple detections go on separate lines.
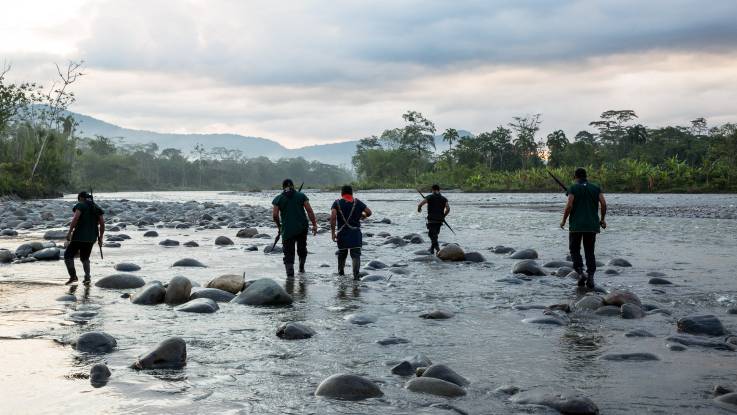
270, 182, 304, 253
547, 170, 568, 195
90, 186, 103, 259
416, 188, 455, 235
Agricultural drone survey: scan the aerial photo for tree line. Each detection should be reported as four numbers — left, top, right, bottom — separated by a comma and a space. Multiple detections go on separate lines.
0, 63, 352, 197
352, 110, 737, 192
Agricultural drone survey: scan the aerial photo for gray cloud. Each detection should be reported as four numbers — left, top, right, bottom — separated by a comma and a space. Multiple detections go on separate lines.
76, 0, 737, 85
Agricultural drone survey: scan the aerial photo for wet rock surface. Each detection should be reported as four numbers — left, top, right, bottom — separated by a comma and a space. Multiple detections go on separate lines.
315, 374, 383, 400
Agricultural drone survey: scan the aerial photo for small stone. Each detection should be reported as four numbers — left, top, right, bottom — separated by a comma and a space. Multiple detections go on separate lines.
165, 276, 193, 305
437, 244, 465, 261
648, 277, 672, 285
492, 245, 515, 254
95, 274, 146, 289
89, 363, 111, 387
143, 230, 159, 237
159, 239, 180, 246
595, 305, 622, 316
608, 258, 632, 267
183, 241, 199, 247
419, 309, 454, 320
114, 262, 141, 272
236, 228, 259, 238
510, 391, 599, 415
276, 322, 316, 340
344, 313, 377, 325
714, 385, 734, 397
625, 329, 655, 338
230, 278, 293, 306
189, 288, 236, 302
463, 252, 486, 262
600, 352, 660, 361
421, 364, 470, 387
206, 274, 245, 294
376, 336, 410, 346
131, 283, 166, 305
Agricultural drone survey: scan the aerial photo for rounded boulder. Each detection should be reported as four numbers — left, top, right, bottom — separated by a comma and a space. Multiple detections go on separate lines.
315, 374, 383, 401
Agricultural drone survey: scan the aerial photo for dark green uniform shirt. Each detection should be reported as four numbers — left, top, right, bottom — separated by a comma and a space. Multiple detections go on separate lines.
569, 180, 601, 233
272, 191, 309, 240
72, 202, 104, 242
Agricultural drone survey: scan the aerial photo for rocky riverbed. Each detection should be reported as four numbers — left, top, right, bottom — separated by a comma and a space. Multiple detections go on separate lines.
1, 191, 736, 414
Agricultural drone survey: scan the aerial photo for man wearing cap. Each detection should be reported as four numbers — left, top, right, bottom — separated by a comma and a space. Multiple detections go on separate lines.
272, 179, 318, 277
330, 185, 372, 279
64, 191, 105, 285
560, 168, 607, 289
417, 184, 450, 254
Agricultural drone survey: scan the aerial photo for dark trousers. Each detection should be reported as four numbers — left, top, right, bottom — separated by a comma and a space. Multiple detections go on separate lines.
569, 232, 597, 275
64, 241, 94, 278
337, 247, 361, 262
427, 222, 442, 250
282, 230, 308, 265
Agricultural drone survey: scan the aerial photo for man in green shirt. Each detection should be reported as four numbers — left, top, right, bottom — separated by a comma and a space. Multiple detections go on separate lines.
64, 191, 105, 285
272, 179, 318, 277
560, 168, 607, 289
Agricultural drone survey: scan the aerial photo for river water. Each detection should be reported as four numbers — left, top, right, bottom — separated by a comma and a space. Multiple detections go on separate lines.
1, 191, 737, 414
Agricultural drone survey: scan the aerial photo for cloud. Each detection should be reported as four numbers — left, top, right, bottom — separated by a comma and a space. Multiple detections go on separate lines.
2, 0, 737, 146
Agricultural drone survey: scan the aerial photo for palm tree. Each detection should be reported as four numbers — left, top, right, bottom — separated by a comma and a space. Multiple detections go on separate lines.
442, 128, 460, 151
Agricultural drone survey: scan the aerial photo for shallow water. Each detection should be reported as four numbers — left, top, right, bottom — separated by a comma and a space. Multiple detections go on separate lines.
1, 191, 737, 414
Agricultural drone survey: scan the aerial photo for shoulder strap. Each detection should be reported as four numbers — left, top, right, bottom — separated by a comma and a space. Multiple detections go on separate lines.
336, 199, 358, 233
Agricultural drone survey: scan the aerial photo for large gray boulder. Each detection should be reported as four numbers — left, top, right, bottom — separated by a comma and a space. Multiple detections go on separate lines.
230, 278, 293, 306
176, 298, 219, 313
510, 391, 599, 415
15, 243, 33, 258
437, 244, 465, 261
573, 295, 604, 312
133, 337, 187, 370
165, 276, 193, 305
510, 249, 538, 259
405, 377, 466, 397
315, 374, 383, 400
420, 364, 470, 387
512, 260, 546, 276
677, 314, 726, 336
32, 247, 60, 260
206, 274, 245, 294
95, 274, 146, 289
463, 251, 486, 263
215, 236, 234, 246
621, 303, 645, 319
189, 288, 236, 302
0, 249, 13, 263
172, 258, 206, 267
131, 283, 166, 305
72, 331, 117, 353
236, 227, 259, 238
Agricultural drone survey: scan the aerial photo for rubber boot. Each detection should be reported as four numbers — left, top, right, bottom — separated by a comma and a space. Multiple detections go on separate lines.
351, 257, 361, 280
575, 268, 586, 287
337, 255, 346, 276
285, 263, 295, 278
64, 258, 78, 285
82, 260, 91, 285
585, 272, 595, 290
298, 256, 306, 273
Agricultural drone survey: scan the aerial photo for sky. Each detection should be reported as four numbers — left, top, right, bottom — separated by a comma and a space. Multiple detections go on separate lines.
2, 0, 737, 148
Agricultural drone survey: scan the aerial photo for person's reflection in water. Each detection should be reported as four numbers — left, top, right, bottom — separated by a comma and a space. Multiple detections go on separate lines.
559, 323, 605, 377
336, 277, 361, 300
284, 276, 307, 301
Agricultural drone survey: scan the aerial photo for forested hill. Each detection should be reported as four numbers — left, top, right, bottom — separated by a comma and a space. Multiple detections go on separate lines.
71, 111, 358, 167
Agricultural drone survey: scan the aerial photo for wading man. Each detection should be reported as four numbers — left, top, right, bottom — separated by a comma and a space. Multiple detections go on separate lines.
272, 179, 318, 277
560, 168, 607, 289
417, 184, 449, 254
65, 191, 105, 285
330, 185, 372, 279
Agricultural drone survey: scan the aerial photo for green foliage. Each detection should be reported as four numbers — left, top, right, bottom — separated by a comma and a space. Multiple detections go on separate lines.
353, 110, 737, 193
